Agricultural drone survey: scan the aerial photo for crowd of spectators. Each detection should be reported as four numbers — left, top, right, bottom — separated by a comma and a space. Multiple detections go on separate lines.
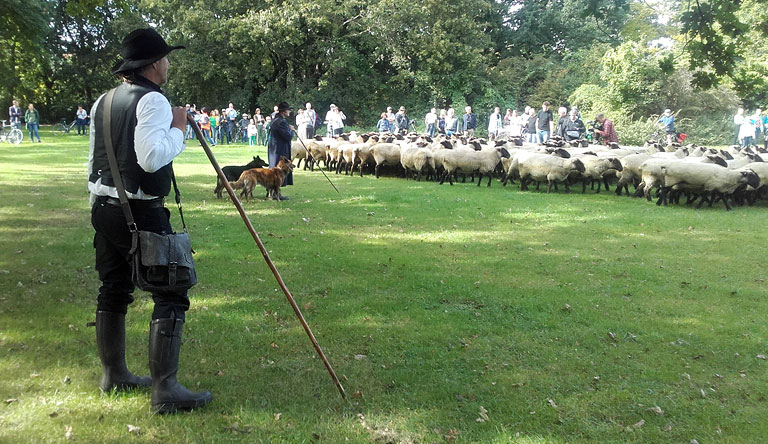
733, 107, 768, 149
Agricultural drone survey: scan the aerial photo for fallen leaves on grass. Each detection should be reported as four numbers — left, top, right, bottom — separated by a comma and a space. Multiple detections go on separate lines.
607, 332, 617, 341
351, 391, 363, 399
633, 419, 645, 429
64, 425, 73, 440
354, 354, 367, 360
757, 354, 767, 360
5, 398, 18, 405
476, 406, 489, 422
224, 423, 252, 433
274, 413, 282, 421
126, 424, 141, 435
647, 406, 664, 415
562, 303, 571, 312
547, 399, 558, 408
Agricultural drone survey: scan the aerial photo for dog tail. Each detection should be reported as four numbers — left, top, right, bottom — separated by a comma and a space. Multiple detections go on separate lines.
229, 171, 248, 190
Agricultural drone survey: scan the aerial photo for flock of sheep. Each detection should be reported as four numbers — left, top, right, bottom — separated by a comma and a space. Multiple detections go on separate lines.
288, 132, 768, 210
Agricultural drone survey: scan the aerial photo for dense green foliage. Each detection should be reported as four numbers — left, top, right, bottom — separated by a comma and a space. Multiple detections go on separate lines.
3, 136, 768, 442
0, 0, 765, 142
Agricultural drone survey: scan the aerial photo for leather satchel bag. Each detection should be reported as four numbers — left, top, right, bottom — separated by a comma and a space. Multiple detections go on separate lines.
101, 88, 197, 293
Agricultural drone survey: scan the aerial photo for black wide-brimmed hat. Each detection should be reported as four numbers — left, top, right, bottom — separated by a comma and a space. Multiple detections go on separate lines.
277, 102, 292, 111
112, 28, 185, 74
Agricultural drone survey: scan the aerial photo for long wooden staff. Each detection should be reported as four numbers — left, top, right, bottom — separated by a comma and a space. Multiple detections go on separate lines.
186, 115, 346, 400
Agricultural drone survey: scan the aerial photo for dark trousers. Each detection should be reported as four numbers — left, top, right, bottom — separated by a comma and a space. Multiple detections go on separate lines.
76, 118, 87, 134
91, 197, 189, 319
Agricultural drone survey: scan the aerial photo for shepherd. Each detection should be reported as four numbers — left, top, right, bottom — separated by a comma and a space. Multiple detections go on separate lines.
87, 27, 212, 413
267, 101, 294, 200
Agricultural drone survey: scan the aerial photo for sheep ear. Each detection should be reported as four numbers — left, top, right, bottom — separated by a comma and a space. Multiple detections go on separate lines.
754, 154, 764, 162
500, 148, 510, 158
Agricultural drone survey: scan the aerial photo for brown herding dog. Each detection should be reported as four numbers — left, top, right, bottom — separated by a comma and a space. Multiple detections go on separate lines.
229, 156, 294, 201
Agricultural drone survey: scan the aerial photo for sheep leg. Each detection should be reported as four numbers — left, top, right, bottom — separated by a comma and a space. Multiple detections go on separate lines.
487, 173, 493, 187
477, 173, 482, 187
603, 177, 610, 192
720, 192, 733, 210
547, 180, 553, 194
582, 180, 588, 194
746, 191, 756, 206
535, 181, 541, 191
595, 178, 602, 193
615, 180, 623, 196
375, 164, 381, 178
656, 187, 667, 206
695, 193, 708, 209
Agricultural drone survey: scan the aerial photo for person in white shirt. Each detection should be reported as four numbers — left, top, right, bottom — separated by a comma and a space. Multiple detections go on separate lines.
507, 110, 523, 137
325, 104, 345, 137
733, 107, 745, 145
247, 118, 258, 146
296, 108, 310, 139
738, 109, 756, 148
304, 102, 317, 138
76, 105, 88, 135
487, 106, 502, 140
424, 108, 437, 137
324, 104, 336, 137
87, 28, 212, 414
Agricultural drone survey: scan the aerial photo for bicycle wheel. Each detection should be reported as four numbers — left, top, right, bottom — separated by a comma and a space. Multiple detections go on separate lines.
52, 123, 66, 136
8, 129, 23, 145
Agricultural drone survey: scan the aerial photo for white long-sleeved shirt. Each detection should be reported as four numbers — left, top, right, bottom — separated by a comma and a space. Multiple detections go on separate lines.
88, 86, 185, 205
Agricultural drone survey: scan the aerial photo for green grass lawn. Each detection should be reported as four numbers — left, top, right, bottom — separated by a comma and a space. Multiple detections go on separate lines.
1, 132, 767, 443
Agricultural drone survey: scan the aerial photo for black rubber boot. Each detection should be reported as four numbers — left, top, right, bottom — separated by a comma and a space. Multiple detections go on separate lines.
149, 318, 212, 413
96, 310, 152, 391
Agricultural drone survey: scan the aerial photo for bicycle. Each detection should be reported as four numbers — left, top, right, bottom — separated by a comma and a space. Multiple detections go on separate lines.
52, 118, 86, 136
1, 120, 23, 145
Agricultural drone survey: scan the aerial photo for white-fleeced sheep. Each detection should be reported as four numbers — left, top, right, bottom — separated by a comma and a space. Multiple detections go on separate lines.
514, 152, 587, 193
574, 154, 624, 193
657, 161, 760, 210
371, 142, 403, 178
400, 143, 436, 181
439, 146, 511, 186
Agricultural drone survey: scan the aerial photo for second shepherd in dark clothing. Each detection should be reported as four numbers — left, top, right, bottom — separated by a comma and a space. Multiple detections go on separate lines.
268, 101, 294, 197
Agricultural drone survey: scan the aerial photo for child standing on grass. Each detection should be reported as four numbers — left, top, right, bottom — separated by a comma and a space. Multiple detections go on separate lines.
248, 119, 257, 146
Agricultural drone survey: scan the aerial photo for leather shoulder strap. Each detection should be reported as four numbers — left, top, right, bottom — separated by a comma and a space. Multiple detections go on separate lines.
102, 88, 138, 234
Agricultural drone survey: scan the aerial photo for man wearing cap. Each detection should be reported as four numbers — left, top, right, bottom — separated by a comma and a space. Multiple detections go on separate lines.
268, 102, 294, 199
658, 108, 675, 145
87, 28, 212, 413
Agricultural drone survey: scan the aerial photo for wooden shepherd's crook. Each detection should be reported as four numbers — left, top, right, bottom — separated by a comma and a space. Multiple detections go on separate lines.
186, 115, 346, 400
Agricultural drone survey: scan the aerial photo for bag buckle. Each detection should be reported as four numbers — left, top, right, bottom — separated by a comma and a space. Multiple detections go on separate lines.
168, 261, 177, 286
128, 222, 138, 233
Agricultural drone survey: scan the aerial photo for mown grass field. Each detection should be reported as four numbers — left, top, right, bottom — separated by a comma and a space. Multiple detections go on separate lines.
1, 132, 767, 443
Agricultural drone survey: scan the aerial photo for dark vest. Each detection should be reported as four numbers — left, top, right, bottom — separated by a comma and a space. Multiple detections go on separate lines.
89, 77, 174, 197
